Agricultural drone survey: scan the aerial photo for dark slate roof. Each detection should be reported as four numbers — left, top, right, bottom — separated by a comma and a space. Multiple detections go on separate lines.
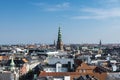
42, 64, 68, 68
37, 77, 47, 80
5, 60, 25, 67
0, 50, 11, 53
33, 64, 44, 72
74, 75, 98, 80
0, 72, 12, 80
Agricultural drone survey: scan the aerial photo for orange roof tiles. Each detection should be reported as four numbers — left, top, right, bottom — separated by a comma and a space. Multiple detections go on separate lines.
76, 62, 96, 70
22, 58, 28, 63
0, 56, 9, 60
39, 60, 107, 80
39, 71, 107, 80
39, 72, 80, 77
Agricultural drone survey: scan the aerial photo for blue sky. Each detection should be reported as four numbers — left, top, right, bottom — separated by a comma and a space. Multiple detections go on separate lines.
0, 0, 120, 44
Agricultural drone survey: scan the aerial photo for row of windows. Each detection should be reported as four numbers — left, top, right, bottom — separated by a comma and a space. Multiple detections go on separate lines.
77, 69, 86, 73
44, 68, 67, 72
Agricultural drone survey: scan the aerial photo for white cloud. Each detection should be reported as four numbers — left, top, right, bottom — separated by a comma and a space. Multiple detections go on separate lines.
31, 2, 70, 11
108, 0, 120, 3
98, 0, 120, 3
56, 2, 70, 8
72, 8, 120, 19
96, 0, 120, 8
46, 2, 70, 11
30, 2, 45, 6
72, 0, 120, 20
94, 0, 120, 4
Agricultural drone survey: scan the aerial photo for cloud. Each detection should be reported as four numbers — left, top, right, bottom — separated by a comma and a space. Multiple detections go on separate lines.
56, 2, 70, 8
72, 8, 120, 20
31, 2, 70, 11
98, 0, 120, 3
31, 2, 45, 6
46, 2, 70, 11
96, 0, 120, 8
72, 0, 120, 20
108, 0, 120, 3
94, 0, 120, 4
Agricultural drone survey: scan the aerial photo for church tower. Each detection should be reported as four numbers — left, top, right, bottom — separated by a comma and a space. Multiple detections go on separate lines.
99, 40, 102, 47
98, 40, 102, 54
57, 27, 63, 50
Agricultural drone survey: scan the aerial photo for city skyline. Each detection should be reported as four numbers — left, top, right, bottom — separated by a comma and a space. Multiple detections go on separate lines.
1, 0, 120, 44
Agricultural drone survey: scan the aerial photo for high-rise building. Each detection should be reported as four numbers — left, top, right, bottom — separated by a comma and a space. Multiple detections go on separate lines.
57, 27, 63, 50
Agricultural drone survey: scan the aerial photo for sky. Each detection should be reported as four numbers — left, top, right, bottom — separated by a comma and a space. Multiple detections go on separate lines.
0, 0, 120, 44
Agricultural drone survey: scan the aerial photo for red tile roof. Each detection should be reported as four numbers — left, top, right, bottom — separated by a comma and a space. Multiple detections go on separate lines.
39, 71, 107, 80
0, 56, 9, 60
76, 62, 96, 70
39, 71, 80, 77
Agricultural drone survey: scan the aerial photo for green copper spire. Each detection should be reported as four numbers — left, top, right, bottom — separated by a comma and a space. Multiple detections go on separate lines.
58, 27, 62, 41
99, 40, 102, 46
57, 27, 63, 50
10, 57, 15, 66
99, 40, 102, 49
10, 56, 15, 71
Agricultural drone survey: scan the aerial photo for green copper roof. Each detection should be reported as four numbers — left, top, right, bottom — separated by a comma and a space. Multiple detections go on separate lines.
58, 27, 62, 41
99, 40, 102, 46
10, 57, 15, 67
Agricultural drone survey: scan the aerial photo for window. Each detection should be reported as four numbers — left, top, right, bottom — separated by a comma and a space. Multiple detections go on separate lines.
83, 70, 86, 73
80, 70, 82, 73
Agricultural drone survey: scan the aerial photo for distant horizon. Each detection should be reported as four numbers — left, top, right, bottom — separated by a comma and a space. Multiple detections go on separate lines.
1, 0, 120, 44
1, 41, 120, 45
